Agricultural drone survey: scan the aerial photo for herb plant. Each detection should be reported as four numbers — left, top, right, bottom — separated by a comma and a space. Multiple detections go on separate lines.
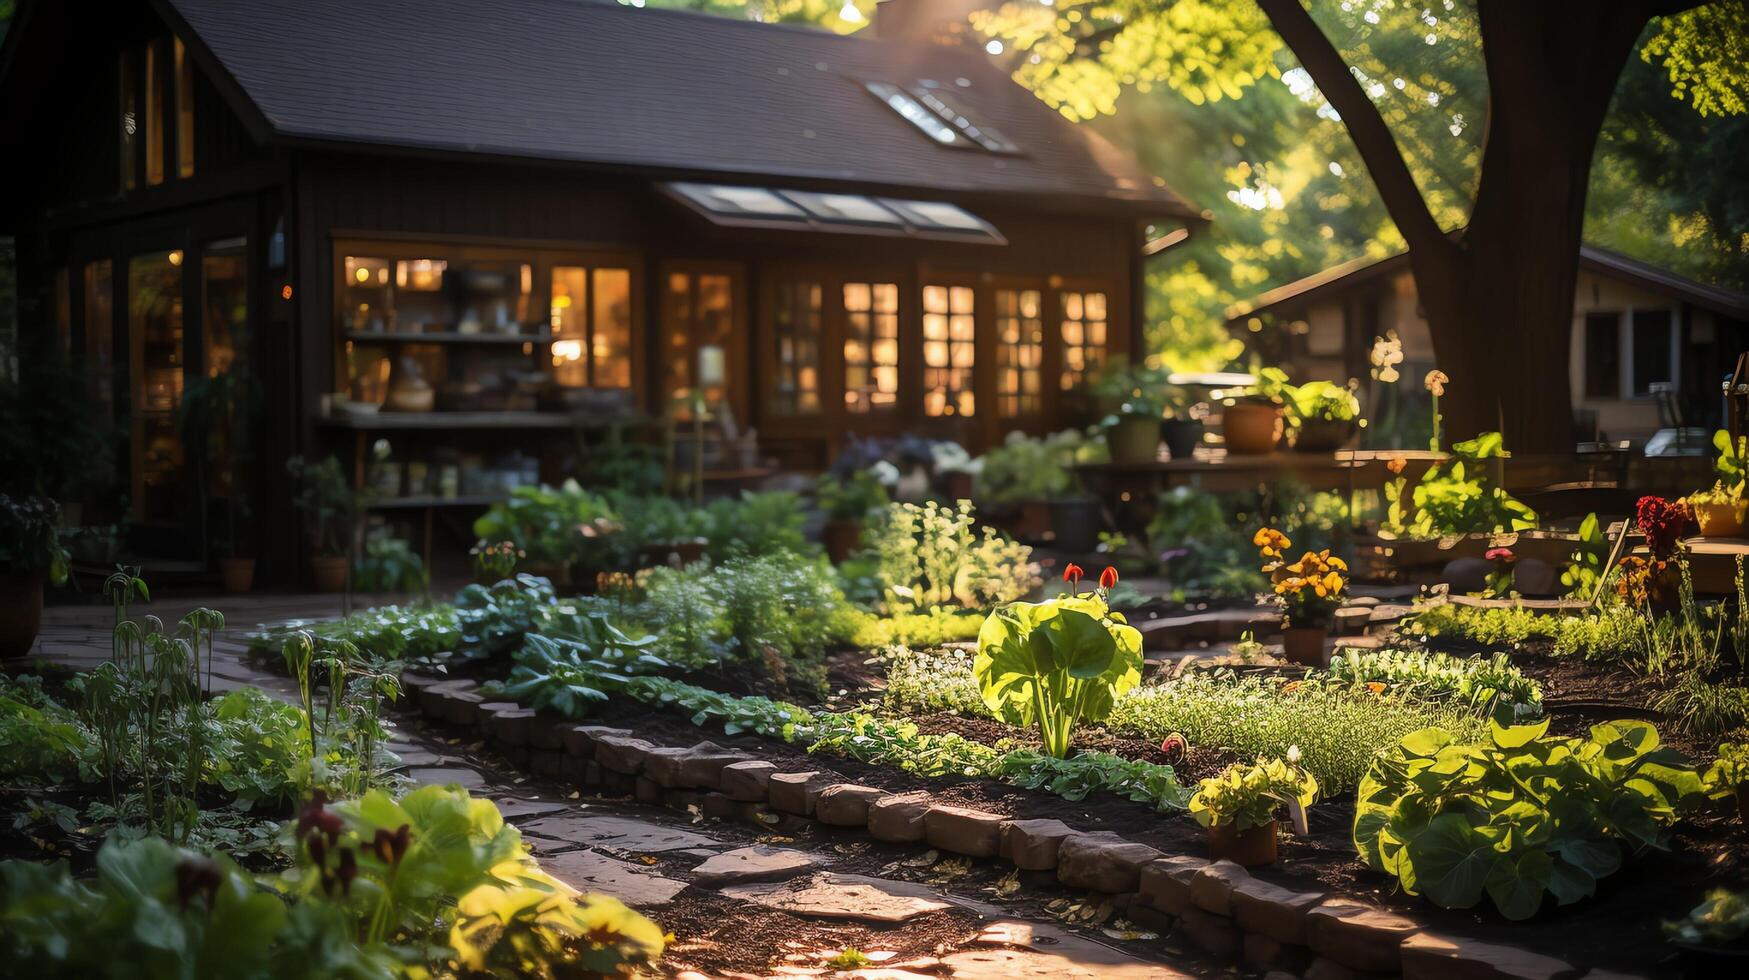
1189, 755, 1319, 831
998, 750, 1190, 811
863, 500, 1039, 612
1382, 432, 1538, 539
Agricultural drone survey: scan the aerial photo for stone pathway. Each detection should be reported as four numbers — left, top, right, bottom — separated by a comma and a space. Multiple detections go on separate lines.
28, 593, 1202, 979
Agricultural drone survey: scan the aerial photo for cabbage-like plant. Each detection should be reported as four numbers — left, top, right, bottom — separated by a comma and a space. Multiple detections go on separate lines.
1354, 716, 1704, 920
975, 578, 1141, 758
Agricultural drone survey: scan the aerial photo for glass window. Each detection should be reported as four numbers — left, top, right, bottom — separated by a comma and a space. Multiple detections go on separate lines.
670, 183, 806, 221
1583, 312, 1620, 399
201, 237, 248, 378
866, 82, 1020, 154
879, 198, 1000, 239
342, 256, 394, 332
780, 191, 903, 227
84, 260, 115, 419
1060, 290, 1109, 390
666, 271, 735, 414
174, 38, 195, 178
844, 282, 899, 414
549, 265, 634, 389
996, 288, 1043, 416
923, 284, 975, 417
145, 40, 165, 187
129, 251, 186, 523
1631, 310, 1673, 396
770, 280, 822, 415
119, 50, 138, 190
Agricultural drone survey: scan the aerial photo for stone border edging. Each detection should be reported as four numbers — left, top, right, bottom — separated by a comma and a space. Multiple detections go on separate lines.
402, 672, 1641, 980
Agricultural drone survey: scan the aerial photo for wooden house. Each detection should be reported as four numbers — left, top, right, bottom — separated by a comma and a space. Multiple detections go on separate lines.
0, 0, 1201, 582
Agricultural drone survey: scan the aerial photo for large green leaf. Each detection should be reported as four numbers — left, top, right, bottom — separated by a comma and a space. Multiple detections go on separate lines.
1400, 813, 1494, 908
1485, 849, 1552, 920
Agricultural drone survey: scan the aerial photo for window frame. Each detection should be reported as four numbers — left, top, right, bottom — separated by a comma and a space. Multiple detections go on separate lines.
1577, 307, 1680, 402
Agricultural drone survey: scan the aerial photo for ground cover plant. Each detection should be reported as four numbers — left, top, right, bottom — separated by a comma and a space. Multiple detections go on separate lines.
1325, 648, 1542, 717
1354, 716, 1705, 920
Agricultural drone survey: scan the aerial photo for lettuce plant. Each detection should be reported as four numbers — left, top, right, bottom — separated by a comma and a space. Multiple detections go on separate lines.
1190, 755, 1319, 831
1354, 717, 1704, 920
975, 587, 1142, 758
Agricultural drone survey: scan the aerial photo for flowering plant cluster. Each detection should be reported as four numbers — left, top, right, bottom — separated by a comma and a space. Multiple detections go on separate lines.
1636, 495, 1689, 559
1255, 528, 1347, 628
1189, 749, 1320, 832
1484, 546, 1516, 597
469, 538, 524, 584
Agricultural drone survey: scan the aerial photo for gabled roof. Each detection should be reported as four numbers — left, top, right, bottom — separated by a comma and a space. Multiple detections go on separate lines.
147, 0, 1197, 220
1227, 244, 1749, 322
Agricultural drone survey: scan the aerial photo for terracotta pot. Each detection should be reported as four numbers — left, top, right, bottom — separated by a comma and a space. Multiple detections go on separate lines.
1161, 418, 1203, 460
1281, 624, 1329, 667
310, 554, 349, 593
1691, 499, 1747, 538
1208, 822, 1277, 867
1293, 418, 1357, 453
1017, 500, 1053, 541
1222, 401, 1283, 455
823, 519, 864, 564
1106, 414, 1163, 465
220, 557, 256, 594
0, 572, 44, 659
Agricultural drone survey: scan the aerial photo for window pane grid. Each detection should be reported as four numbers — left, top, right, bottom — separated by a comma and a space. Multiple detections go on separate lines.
996, 289, 1043, 416
551, 265, 634, 389
923, 285, 975, 417
1060, 290, 1108, 390
772, 280, 823, 415
844, 282, 899, 413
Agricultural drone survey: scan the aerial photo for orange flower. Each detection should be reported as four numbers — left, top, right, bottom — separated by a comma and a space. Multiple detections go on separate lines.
1099, 566, 1119, 589
1063, 563, 1084, 585
1365, 682, 1388, 695
1386, 457, 1407, 475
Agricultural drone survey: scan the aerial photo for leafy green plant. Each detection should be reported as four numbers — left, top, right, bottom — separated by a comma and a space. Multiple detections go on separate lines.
1353, 717, 1704, 920
472, 480, 617, 568
795, 712, 1001, 778
850, 607, 984, 648
975, 587, 1142, 758
1561, 513, 1612, 597
251, 602, 461, 671
350, 535, 427, 594
0, 673, 93, 784
489, 627, 666, 718
0, 494, 70, 584
455, 574, 560, 660
1715, 428, 1749, 488
703, 490, 812, 559
864, 500, 1039, 612
998, 749, 1190, 811
1189, 755, 1319, 831
624, 675, 813, 738
817, 470, 890, 521
1325, 649, 1543, 716
1289, 380, 1361, 422
1703, 742, 1749, 796
1383, 432, 1538, 539
1404, 602, 1647, 664
285, 456, 357, 558
1666, 889, 1749, 947
973, 429, 1100, 503
881, 646, 985, 716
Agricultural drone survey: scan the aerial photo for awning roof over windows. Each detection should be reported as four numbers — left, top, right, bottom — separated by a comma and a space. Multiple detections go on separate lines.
662, 182, 1006, 244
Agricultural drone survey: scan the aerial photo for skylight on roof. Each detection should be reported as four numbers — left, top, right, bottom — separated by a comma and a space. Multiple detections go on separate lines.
865, 81, 1020, 154
660, 183, 1004, 244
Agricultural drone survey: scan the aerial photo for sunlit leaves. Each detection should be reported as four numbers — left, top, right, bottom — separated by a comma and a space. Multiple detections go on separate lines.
1642, 1, 1749, 118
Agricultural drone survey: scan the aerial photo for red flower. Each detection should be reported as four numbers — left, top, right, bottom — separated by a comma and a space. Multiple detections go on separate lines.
1063, 563, 1085, 585
336, 848, 358, 896
1636, 495, 1690, 559
372, 824, 411, 865
1484, 547, 1516, 564
1099, 566, 1119, 589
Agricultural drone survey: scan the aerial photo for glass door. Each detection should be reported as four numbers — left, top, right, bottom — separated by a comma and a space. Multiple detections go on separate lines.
128, 249, 186, 529
662, 263, 745, 424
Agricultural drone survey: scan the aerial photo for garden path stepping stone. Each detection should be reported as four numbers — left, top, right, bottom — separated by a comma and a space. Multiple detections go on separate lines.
541, 849, 687, 907
691, 846, 818, 886
720, 872, 952, 923
405, 765, 488, 790
518, 814, 719, 854
953, 920, 1191, 978
492, 797, 572, 820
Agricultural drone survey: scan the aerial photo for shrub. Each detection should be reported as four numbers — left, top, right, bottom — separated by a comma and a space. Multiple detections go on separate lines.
863, 500, 1039, 612
1107, 671, 1490, 793
1354, 717, 1703, 920
350, 535, 427, 593
973, 429, 1100, 504
703, 490, 811, 559
472, 481, 616, 567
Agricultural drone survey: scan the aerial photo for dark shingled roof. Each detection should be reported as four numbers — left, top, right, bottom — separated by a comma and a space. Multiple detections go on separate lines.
161, 0, 1197, 219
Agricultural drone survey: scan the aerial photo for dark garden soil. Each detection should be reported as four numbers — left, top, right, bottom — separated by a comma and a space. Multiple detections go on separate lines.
657, 892, 986, 976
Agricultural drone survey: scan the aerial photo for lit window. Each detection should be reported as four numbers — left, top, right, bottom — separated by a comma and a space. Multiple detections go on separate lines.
145, 40, 165, 186
923, 285, 975, 417
866, 81, 1019, 154
551, 265, 634, 389
996, 289, 1042, 416
844, 282, 899, 414
771, 280, 823, 415
174, 38, 195, 178
1060, 290, 1108, 390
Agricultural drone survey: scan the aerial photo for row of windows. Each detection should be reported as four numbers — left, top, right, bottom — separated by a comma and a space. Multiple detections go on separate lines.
120, 37, 195, 191
1581, 309, 1675, 399
770, 282, 1109, 420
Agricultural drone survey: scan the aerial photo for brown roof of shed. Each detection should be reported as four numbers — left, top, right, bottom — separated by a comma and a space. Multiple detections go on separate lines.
159, 0, 1198, 220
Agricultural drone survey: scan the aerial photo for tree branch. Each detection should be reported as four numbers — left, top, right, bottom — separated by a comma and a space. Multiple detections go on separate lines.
1256, 0, 1454, 261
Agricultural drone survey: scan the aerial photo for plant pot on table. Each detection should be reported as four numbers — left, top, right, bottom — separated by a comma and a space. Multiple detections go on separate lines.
1106, 414, 1164, 465
1292, 418, 1357, 453
1280, 623, 1329, 667
823, 519, 864, 564
1161, 418, 1203, 460
1222, 399, 1283, 455
1207, 822, 1277, 867
220, 556, 256, 594
0, 572, 44, 659
1691, 498, 1747, 537
309, 554, 348, 593
1048, 497, 1104, 555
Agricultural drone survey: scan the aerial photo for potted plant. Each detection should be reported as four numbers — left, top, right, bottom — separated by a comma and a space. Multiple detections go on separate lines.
1189, 752, 1319, 867
1614, 495, 1688, 615
817, 470, 890, 563
1098, 361, 1171, 466
1255, 527, 1347, 666
1689, 484, 1745, 538
0, 495, 70, 658
974, 430, 1081, 541
1705, 742, 1749, 824
287, 455, 357, 593
1221, 367, 1290, 455
932, 441, 978, 502
1160, 384, 1203, 461
1289, 380, 1362, 452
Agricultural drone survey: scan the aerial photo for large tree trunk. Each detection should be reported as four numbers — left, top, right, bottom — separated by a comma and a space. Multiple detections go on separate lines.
1259, 0, 1679, 453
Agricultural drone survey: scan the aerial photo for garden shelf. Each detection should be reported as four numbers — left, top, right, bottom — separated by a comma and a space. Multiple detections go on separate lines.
343, 331, 553, 345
